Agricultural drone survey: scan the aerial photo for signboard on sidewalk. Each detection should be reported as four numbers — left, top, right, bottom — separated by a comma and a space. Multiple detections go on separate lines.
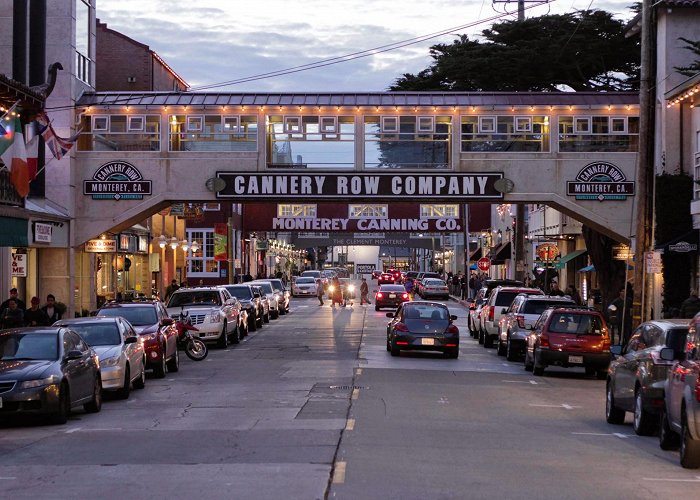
612, 244, 633, 260
645, 251, 662, 274
356, 264, 376, 275
11, 253, 26, 277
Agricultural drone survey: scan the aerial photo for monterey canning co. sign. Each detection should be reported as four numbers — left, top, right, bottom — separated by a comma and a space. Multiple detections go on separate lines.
215, 173, 504, 200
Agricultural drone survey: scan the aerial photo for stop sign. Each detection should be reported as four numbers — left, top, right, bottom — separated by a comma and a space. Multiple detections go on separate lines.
477, 257, 490, 271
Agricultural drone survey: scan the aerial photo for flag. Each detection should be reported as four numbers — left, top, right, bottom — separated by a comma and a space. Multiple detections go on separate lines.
0, 117, 30, 198
26, 134, 40, 180
37, 111, 82, 161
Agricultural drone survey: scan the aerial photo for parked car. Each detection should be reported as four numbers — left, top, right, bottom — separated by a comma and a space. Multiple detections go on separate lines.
378, 273, 396, 285
386, 302, 459, 358
0, 327, 102, 424
418, 278, 450, 300
375, 284, 411, 311
468, 287, 488, 338
480, 286, 543, 347
96, 300, 179, 378
222, 284, 259, 332
414, 272, 442, 296
524, 306, 611, 378
250, 284, 270, 324
605, 319, 688, 435
165, 287, 242, 348
302, 270, 326, 289
268, 278, 291, 314
292, 276, 319, 297
657, 314, 700, 468
497, 295, 576, 360
249, 281, 281, 319
54, 317, 146, 399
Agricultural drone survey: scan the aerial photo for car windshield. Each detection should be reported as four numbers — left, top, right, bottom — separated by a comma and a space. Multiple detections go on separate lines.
665, 328, 689, 351
523, 300, 575, 315
167, 291, 221, 307
0, 332, 58, 361
494, 291, 523, 307
97, 306, 158, 326
226, 286, 252, 300
269, 280, 284, 292
425, 279, 446, 286
296, 278, 316, 284
68, 323, 121, 346
549, 313, 603, 335
253, 283, 273, 294
381, 285, 405, 292
302, 271, 321, 278
404, 306, 448, 320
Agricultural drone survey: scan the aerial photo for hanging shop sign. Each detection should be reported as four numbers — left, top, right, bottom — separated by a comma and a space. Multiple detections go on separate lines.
215, 173, 504, 200
83, 161, 152, 201
356, 264, 377, 275
536, 243, 560, 262
85, 238, 117, 253
567, 162, 635, 201
213, 223, 228, 262
645, 251, 663, 274
612, 244, 633, 260
33, 222, 53, 243
668, 241, 697, 253
11, 253, 27, 277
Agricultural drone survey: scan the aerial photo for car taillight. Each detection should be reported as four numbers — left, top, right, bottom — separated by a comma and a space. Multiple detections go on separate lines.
402, 293, 408, 299
377, 292, 384, 298
695, 377, 700, 403
539, 334, 550, 348
469, 303, 476, 310
516, 315, 525, 328
395, 323, 409, 332
488, 306, 494, 321
446, 324, 459, 334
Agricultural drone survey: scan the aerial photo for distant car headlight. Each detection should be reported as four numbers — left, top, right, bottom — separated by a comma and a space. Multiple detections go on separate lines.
348, 285, 355, 292
329, 285, 335, 292
101, 356, 120, 367
20, 374, 60, 389
208, 312, 222, 323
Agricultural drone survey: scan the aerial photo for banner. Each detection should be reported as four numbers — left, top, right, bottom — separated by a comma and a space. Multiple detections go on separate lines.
214, 223, 228, 262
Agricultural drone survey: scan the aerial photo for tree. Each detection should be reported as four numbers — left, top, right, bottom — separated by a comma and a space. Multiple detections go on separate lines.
675, 37, 700, 76
391, 10, 640, 91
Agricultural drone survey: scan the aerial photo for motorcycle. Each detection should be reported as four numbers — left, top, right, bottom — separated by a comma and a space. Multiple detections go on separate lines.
175, 309, 208, 361
328, 284, 355, 307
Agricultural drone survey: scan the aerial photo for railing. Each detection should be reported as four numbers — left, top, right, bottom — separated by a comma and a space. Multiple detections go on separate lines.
0, 169, 23, 206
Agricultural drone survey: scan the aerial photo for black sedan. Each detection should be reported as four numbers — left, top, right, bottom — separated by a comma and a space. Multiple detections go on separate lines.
375, 284, 410, 311
386, 302, 459, 358
0, 327, 102, 424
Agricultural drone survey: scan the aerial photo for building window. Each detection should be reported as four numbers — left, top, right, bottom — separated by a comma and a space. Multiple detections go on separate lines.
186, 230, 219, 276
277, 204, 317, 217
77, 114, 161, 151
75, 1, 93, 84
461, 115, 549, 152
558, 115, 639, 152
420, 204, 459, 218
348, 204, 388, 218
169, 114, 258, 152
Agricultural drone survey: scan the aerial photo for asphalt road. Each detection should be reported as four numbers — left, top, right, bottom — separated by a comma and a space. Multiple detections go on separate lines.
1, 286, 698, 499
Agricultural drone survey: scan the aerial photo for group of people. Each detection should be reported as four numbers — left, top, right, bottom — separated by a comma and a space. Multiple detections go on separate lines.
0, 288, 63, 330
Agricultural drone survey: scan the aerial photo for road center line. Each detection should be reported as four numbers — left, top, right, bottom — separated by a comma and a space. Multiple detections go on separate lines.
333, 462, 347, 484
572, 432, 635, 438
529, 403, 581, 410
345, 419, 355, 431
351, 388, 360, 400
0, 477, 17, 480
64, 427, 82, 433
642, 477, 700, 482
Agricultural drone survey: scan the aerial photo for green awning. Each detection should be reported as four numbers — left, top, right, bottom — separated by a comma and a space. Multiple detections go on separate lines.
555, 249, 587, 269
0, 216, 28, 247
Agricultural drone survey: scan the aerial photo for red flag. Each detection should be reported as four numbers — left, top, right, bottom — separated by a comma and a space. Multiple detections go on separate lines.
26, 134, 40, 180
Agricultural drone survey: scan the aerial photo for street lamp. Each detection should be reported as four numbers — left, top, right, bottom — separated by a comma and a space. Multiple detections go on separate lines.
157, 235, 167, 249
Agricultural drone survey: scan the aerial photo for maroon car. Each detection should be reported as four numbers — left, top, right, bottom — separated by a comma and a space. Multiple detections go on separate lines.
378, 273, 396, 285
96, 301, 179, 378
375, 284, 410, 311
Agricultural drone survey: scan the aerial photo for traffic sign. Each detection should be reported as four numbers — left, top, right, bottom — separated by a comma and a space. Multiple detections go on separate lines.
477, 257, 490, 271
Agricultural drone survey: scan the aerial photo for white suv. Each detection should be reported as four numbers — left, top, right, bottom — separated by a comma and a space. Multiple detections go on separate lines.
480, 286, 543, 348
166, 287, 242, 348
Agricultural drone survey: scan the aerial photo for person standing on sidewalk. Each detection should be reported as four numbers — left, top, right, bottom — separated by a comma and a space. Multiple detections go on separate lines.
41, 294, 63, 324
25, 297, 50, 326
1, 298, 24, 329
360, 278, 371, 305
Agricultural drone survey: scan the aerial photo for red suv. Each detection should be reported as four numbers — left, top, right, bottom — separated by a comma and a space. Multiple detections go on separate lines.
524, 306, 611, 379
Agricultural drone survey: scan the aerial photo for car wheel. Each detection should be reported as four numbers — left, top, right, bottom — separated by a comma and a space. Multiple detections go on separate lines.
445, 348, 459, 359
633, 387, 656, 436
50, 382, 70, 425
231, 322, 241, 344
153, 351, 167, 379
605, 381, 626, 425
659, 408, 680, 451
217, 322, 229, 349
264, 312, 270, 323
249, 315, 257, 332
115, 366, 131, 400
506, 339, 518, 362
390, 341, 401, 357
386, 338, 391, 352
496, 338, 506, 356
133, 361, 146, 390
375, 305, 380, 311
271, 308, 279, 319
532, 352, 545, 376
524, 351, 534, 371
681, 409, 700, 468
167, 346, 180, 372
478, 329, 484, 345
484, 333, 493, 348
84, 376, 102, 413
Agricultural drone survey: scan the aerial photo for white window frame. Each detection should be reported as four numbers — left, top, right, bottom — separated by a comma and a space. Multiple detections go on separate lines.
128, 115, 144, 132
187, 116, 203, 132
381, 116, 398, 133
223, 116, 239, 132
186, 229, 220, 278
417, 116, 435, 133
610, 117, 627, 134
277, 204, 317, 218
284, 116, 302, 133
92, 115, 109, 132
479, 116, 496, 133
515, 116, 532, 133
420, 204, 459, 218
348, 204, 388, 219
320, 116, 337, 133
574, 117, 591, 134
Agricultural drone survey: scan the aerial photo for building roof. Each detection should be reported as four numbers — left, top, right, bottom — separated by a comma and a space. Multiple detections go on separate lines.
0, 73, 45, 114
77, 91, 639, 108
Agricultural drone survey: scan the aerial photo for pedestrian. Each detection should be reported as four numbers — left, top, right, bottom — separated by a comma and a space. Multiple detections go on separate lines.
680, 289, 700, 319
316, 278, 325, 306
549, 281, 565, 297
566, 285, 582, 305
608, 287, 633, 345
24, 297, 50, 326
41, 294, 63, 323
0, 288, 26, 316
1, 298, 24, 329
460, 276, 469, 300
164, 279, 179, 302
360, 278, 371, 305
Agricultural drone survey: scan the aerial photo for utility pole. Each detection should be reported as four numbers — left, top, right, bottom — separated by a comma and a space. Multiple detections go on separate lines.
632, 0, 655, 326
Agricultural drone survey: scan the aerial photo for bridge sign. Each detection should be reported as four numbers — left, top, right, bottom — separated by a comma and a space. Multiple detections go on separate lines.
477, 257, 491, 271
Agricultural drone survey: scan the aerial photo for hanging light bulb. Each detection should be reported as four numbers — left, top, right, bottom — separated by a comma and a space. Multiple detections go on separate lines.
157, 235, 167, 249
181, 240, 189, 252
191, 241, 200, 253
169, 237, 179, 250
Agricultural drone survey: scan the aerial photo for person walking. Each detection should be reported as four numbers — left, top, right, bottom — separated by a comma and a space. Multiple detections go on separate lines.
609, 287, 633, 345
41, 294, 63, 324
680, 290, 700, 319
316, 278, 325, 306
1, 298, 24, 329
24, 297, 50, 326
566, 285, 583, 305
549, 281, 565, 297
1, 288, 26, 316
360, 278, 371, 305
164, 279, 179, 303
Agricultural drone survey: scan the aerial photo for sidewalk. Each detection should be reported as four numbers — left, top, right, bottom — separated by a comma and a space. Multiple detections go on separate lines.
448, 293, 471, 308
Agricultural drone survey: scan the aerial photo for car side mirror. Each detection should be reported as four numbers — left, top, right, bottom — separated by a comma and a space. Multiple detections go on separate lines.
160, 318, 174, 326
65, 349, 83, 361
124, 336, 138, 344
610, 345, 623, 356
501, 308, 508, 314
526, 325, 535, 330
659, 347, 676, 361
386, 312, 396, 318
450, 315, 458, 321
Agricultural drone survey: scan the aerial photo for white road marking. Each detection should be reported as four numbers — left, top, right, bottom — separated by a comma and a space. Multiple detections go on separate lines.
0, 477, 17, 480
64, 427, 82, 434
503, 380, 537, 384
530, 380, 539, 385
345, 419, 355, 431
333, 462, 347, 484
351, 388, 360, 400
529, 403, 581, 410
438, 397, 449, 404
642, 477, 700, 483
572, 432, 635, 439
356, 368, 363, 376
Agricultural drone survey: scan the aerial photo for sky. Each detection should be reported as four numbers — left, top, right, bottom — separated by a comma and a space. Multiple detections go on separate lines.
96, 0, 634, 92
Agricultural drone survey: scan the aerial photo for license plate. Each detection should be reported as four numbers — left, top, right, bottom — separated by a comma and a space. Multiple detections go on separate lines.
389, 294, 396, 298
568, 355, 583, 364
421, 338, 435, 346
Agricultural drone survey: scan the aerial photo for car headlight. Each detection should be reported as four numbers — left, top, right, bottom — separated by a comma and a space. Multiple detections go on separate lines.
208, 312, 222, 323
101, 356, 120, 367
329, 285, 335, 292
20, 375, 60, 389
348, 285, 355, 292
143, 333, 158, 341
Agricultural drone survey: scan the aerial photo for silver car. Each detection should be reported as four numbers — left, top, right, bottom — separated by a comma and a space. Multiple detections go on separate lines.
54, 316, 146, 399
250, 281, 281, 319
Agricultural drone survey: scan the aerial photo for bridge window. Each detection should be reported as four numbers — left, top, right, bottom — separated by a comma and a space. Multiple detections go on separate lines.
558, 116, 639, 152
168, 114, 258, 152
267, 115, 355, 169
186, 230, 220, 277
277, 204, 317, 218
364, 115, 451, 169
420, 204, 459, 218
348, 204, 388, 219
77, 114, 161, 151
461, 115, 549, 152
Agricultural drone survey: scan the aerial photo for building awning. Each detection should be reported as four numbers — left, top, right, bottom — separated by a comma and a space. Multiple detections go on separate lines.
490, 242, 511, 265
469, 246, 482, 261
0, 216, 28, 247
555, 249, 587, 269
655, 229, 698, 255
578, 264, 595, 273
